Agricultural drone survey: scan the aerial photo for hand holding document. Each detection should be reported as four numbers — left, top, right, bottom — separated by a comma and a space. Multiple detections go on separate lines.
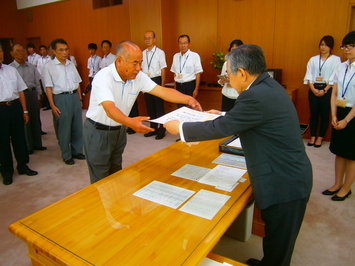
149, 106, 220, 124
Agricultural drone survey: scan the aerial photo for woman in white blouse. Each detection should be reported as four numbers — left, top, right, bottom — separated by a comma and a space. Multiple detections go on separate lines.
304, 36, 341, 147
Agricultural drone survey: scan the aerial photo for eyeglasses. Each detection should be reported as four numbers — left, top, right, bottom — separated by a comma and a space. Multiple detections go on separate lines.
179, 42, 189, 45
144, 37, 153, 40
56, 48, 69, 53
340, 44, 355, 50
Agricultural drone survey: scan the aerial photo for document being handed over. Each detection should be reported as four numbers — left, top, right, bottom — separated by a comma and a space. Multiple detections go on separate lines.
148, 107, 220, 124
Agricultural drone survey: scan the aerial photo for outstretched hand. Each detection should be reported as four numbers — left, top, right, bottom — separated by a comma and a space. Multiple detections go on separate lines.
164, 120, 181, 135
187, 97, 202, 111
128, 116, 155, 133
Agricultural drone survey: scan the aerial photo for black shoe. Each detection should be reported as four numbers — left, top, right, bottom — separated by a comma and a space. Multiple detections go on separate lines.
322, 188, 341, 195
72, 153, 86, 160
314, 142, 322, 148
331, 190, 352, 201
144, 131, 158, 137
64, 158, 75, 165
307, 142, 314, 146
246, 258, 261, 266
18, 168, 38, 176
126, 128, 136, 134
33, 146, 47, 151
155, 127, 166, 140
176, 138, 181, 142
3, 176, 13, 185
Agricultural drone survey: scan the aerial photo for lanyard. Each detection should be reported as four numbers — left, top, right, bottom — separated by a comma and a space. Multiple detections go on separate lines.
179, 53, 189, 73
91, 55, 97, 74
146, 47, 157, 71
318, 54, 330, 76
342, 65, 355, 98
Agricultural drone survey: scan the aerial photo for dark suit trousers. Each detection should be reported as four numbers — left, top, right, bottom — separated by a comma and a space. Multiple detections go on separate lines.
0, 100, 29, 177
176, 80, 195, 108
24, 89, 42, 151
260, 197, 309, 266
144, 76, 165, 129
308, 87, 332, 137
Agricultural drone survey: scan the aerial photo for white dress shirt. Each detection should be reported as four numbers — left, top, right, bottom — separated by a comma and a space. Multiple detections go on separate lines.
99, 53, 116, 69
87, 55, 102, 77
334, 60, 355, 107
37, 55, 51, 75
142, 46, 167, 78
0, 64, 27, 101
170, 49, 203, 83
27, 53, 41, 67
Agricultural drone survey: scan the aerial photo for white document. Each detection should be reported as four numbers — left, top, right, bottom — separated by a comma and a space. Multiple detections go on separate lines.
227, 137, 242, 148
171, 164, 211, 181
179, 189, 230, 220
148, 106, 220, 124
198, 258, 233, 266
212, 153, 247, 169
133, 181, 195, 209
198, 165, 247, 190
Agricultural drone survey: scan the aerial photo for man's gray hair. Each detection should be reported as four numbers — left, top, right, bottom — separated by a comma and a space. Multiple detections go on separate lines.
115, 40, 139, 60
226, 44, 266, 76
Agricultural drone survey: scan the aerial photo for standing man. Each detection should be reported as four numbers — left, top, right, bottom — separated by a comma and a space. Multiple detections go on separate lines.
0, 46, 38, 185
41, 39, 85, 165
84, 40, 202, 184
164, 45, 312, 266
84, 43, 102, 95
142, 30, 167, 140
171, 34, 203, 107
99, 40, 116, 69
26, 43, 41, 68
37, 45, 52, 111
9, 44, 46, 154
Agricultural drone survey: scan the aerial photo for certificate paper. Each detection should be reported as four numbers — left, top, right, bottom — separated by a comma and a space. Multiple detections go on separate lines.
133, 181, 195, 209
148, 107, 220, 124
212, 153, 247, 169
179, 189, 230, 220
171, 164, 211, 181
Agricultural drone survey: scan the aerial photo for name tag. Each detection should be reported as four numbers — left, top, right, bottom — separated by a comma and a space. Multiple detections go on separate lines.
177, 73, 183, 79
316, 76, 324, 82
336, 99, 347, 107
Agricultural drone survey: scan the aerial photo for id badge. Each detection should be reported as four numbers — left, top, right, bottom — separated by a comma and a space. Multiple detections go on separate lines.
336, 99, 347, 107
177, 73, 183, 79
146, 72, 151, 77
316, 76, 324, 82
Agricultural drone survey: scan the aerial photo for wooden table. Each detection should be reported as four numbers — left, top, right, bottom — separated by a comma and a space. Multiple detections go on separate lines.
9, 139, 252, 266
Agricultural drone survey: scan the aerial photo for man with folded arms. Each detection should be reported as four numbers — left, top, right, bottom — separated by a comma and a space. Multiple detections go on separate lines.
164, 45, 312, 266
84, 40, 202, 183
41, 39, 85, 165
9, 44, 46, 154
0, 46, 38, 185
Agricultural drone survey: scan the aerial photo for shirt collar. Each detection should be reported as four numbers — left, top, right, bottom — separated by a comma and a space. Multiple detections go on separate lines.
180, 49, 190, 57
54, 57, 69, 66
12, 60, 27, 68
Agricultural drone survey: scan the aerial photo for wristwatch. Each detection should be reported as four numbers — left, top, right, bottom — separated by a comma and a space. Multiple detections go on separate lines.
345, 118, 351, 123
23, 111, 28, 113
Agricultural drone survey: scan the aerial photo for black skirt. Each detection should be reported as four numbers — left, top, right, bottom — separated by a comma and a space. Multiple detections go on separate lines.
329, 107, 355, 160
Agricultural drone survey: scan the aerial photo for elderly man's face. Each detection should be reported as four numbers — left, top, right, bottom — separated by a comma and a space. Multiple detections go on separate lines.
178, 37, 190, 54
102, 42, 111, 56
12, 45, 27, 62
53, 43, 69, 62
227, 60, 244, 94
116, 45, 143, 81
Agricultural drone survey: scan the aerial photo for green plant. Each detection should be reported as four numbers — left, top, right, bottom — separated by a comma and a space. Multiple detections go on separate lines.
210, 50, 225, 70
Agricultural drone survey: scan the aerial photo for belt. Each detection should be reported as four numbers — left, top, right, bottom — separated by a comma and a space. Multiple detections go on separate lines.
176, 80, 195, 85
88, 118, 122, 131
0, 99, 19, 106
58, 89, 77, 95
24, 87, 36, 92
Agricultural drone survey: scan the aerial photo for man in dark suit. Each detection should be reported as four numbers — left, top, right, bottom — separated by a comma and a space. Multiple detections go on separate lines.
164, 44, 312, 266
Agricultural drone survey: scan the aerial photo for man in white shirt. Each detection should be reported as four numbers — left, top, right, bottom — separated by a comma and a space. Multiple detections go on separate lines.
41, 39, 85, 165
84, 43, 102, 95
99, 40, 116, 69
84, 40, 202, 183
171, 35, 203, 108
37, 45, 52, 110
0, 46, 38, 185
142, 30, 167, 140
26, 43, 41, 68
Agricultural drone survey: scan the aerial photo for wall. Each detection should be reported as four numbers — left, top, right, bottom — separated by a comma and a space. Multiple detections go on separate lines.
1, 0, 353, 140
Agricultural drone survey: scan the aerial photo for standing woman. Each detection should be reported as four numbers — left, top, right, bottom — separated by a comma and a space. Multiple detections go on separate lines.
304, 36, 341, 147
323, 31, 355, 201
218, 39, 243, 111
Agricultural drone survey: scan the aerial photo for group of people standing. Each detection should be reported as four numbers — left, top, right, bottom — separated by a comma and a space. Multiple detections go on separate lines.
304, 32, 355, 202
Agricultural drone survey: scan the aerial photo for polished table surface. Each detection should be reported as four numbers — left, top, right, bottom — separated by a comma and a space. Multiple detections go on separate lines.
9, 138, 252, 266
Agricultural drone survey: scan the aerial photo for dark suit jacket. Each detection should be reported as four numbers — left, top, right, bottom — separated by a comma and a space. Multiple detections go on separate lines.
183, 72, 312, 209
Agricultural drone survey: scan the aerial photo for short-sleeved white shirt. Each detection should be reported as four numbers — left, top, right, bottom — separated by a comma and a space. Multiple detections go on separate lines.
27, 53, 41, 67
100, 53, 116, 69
87, 55, 102, 77
0, 64, 27, 101
142, 46, 167, 78
170, 49, 203, 83
334, 60, 355, 107
303, 54, 341, 85
41, 57, 82, 94
37, 55, 51, 75
220, 61, 239, 99
86, 64, 156, 126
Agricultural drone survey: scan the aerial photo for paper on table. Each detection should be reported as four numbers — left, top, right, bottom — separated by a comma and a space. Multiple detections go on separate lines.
198, 165, 247, 189
133, 181, 195, 209
148, 106, 220, 124
171, 164, 211, 181
227, 137, 242, 148
179, 189, 230, 220
212, 153, 247, 169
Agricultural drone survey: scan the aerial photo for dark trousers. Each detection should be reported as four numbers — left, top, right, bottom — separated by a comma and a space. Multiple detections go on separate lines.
308, 86, 332, 137
0, 100, 29, 177
128, 99, 139, 117
144, 76, 165, 129
221, 95, 236, 111
40, 80, 49, 108
260, 197, 309, 266
176, 80, 195, 108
